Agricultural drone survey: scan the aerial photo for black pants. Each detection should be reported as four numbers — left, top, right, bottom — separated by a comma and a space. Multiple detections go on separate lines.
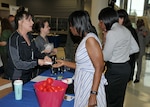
105, 62, 131, 107
1, 53, 8, 76
129, 53, 138, 80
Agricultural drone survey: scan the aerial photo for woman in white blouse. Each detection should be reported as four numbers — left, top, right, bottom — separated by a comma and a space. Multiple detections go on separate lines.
98, 7, 139, 107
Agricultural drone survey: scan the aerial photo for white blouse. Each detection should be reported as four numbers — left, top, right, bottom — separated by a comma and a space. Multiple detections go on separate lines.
103, 23, 139, 63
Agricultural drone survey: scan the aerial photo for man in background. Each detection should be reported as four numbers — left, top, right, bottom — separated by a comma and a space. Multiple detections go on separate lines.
8, 15, 15, 31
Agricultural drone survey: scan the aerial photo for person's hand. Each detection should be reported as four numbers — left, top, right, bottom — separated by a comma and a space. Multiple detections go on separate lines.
88, 94, 97, 107
52, 59, 64, 68
38, 57, 52, 66
143, 31, 147, 37
50, 48, 57, 55
38, 59, 45, 66
43, 56, 52, 65
44, 49, 51, 54
0, 41, 7, 46
44, 56, 51, 62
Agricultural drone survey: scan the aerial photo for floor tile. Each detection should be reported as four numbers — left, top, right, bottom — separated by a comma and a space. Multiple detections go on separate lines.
124, 55, 150, 107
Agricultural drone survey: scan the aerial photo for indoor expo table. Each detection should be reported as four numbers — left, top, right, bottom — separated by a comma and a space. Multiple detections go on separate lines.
0, 69, 75, 107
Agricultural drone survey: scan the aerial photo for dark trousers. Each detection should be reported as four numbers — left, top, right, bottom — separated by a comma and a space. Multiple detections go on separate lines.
105, 62, 131, 107
1, 54, 8, 76
129, 53, 138, 80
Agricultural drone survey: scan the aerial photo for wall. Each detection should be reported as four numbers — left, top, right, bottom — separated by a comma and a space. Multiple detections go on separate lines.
0, 0, 16, 7
16, 0, 84, 17
0, 10, 9, 18
84, 0, 91, 15
0, 0, 108, 37
0, 0, 16, 18
91, 0, 108, 40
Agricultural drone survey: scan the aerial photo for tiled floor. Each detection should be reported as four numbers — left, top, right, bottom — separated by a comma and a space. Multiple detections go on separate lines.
124, 55, 150, 107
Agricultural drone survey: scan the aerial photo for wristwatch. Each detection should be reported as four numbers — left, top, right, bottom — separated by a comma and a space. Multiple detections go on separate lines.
90, 91, 98, 95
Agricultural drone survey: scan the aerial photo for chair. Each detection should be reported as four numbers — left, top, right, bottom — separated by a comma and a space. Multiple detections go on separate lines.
56, 47, 66, 59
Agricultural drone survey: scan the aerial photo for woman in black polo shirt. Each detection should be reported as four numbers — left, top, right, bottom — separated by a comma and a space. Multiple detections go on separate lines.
5, 7, 51, 84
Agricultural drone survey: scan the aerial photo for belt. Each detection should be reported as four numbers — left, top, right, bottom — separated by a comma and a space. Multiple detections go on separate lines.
105, 61, 129, 68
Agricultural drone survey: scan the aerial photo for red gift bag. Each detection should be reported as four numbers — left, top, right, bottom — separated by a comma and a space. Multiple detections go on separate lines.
34, 79, 68, 107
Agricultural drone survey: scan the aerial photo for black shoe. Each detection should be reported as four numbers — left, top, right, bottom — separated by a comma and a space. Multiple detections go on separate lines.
134, 79, 139, 83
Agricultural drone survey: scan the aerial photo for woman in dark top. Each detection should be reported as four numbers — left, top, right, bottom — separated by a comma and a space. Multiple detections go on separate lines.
34, 20, 57, 56
135, 19, 148, 83
5, 7, 51, 84
34, 20, 57, 75
0, 18, 13, 76
117, 9, 139, 81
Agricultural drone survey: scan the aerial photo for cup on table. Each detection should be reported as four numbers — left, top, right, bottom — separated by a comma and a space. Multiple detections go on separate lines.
13, 80, 23, 100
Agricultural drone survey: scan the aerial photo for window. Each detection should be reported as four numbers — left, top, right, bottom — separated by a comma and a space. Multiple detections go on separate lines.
115, 0, 120, 7
127, 0, 145, 16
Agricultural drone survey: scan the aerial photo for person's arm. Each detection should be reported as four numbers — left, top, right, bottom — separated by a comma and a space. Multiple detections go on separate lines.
130, 34, 139, 55
32, 37, 46, 59
141, 26, 148, 37
0, 30, 11, 46
86, 37, 104, 106
0, 41, 7, 46
143, 31, 148, 37
102, 30, 107, 50
9, 35, 39, 70
34, 37, 45, 53
52, 59, 76, 69
103, 31, 115, 61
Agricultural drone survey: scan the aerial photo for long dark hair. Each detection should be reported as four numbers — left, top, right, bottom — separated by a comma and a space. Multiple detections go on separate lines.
98, 7, 118, 31
68, 10, 97, 38
15, 6, 32, 29
1, 18, 13, 32
117, 9, 132, 27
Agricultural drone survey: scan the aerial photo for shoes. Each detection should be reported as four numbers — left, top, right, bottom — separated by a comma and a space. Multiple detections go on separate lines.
134, 79, 140, 83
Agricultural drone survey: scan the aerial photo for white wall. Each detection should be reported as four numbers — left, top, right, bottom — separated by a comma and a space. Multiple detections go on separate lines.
91, 0, 108, 40
84, 0, 91, 15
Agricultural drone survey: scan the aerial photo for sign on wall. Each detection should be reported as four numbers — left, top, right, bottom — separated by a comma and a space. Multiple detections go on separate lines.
9, 5, 28, 15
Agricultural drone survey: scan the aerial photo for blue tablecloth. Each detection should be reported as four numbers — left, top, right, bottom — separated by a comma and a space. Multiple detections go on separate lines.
0, 69, 75, 107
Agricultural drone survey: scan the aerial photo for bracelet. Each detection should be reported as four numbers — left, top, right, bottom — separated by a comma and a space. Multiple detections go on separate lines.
90, 91, 98, 95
